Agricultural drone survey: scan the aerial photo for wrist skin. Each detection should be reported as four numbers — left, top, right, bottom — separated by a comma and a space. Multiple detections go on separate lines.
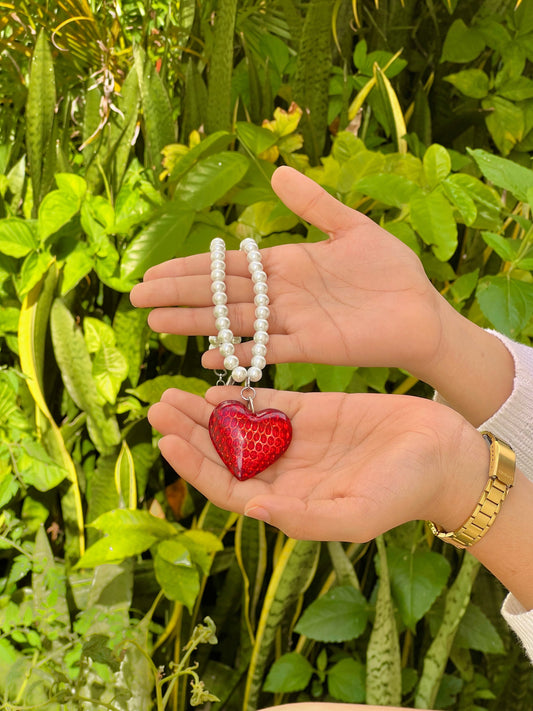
431, 423, 533, 612
413, 295, 515, 427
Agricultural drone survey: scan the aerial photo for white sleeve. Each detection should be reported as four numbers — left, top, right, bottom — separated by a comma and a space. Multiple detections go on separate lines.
435, 330, 533, 660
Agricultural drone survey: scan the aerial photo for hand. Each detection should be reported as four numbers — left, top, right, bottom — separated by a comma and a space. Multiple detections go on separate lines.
148, 386, 488, 542
130, 167, 446, 379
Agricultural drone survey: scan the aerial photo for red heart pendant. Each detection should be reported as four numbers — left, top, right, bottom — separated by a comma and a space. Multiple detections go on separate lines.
209, 400, 292, 480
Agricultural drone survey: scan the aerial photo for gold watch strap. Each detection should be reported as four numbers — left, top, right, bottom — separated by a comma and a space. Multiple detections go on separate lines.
428, 432, 516, 549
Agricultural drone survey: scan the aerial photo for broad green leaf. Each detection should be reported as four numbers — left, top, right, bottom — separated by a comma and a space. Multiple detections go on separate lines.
338, 151, 386, 193
33, 527, 69, 631
454, 603, 505, 654
480, 231, 519, 263
80, 194, 115, 245
445, 173, 501, 229
263, 652, 313, 693
423, 144, 451, 189
120, 205, 195, 280
54, 172, 87, 200
17, 439, 68, 491
295, 585, 368, 642
476, 276, 533, 338
442, 177, 477, 225
167, 131, 234, 183
90, 508, 178, 539
314, 364, 357, 392
387, 546, 451, 630
156, 538, 192, 567
366, 536, 401, 706
60, 241, 94, 295
385, 222, 421, 256
17, 250, 53, 298
128, 374, 210, 403
113, 296, 149, 387
481, 96, 525, 156
354, 174, 421, 208
177, 152, 250, 210
236, 122, 277, 155
328, 658, 366, 703
238, 200, 298, 237
84, 316, 116, 353
179, 530, 223, 576
498, 76, 533, 101
441, 20, 485, 63
153, 545, 200, 610
468, 148, 533, 203
92, 342, 129, 404
0, 218, 38, 257
409, 192, 458, 261
444, 69, 489, 99
76, 531, 159, 567
450, 270, 479, 303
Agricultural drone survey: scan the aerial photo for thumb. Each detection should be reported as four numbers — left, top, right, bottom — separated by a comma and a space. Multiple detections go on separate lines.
271, 165, 370, 237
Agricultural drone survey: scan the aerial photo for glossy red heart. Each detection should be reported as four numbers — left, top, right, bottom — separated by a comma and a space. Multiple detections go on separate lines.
208, 400, 292, 480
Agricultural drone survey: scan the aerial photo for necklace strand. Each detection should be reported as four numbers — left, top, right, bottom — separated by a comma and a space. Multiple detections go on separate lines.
209, 237, 270, 384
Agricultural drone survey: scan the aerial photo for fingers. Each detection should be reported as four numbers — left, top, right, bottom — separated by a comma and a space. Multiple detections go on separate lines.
271, 166, 370, 236
141, 250, 251, 281
244, 494, 380, 543
131, 273, 254, 309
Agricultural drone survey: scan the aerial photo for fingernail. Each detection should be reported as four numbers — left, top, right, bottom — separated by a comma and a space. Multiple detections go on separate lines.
244, 506, 271, 524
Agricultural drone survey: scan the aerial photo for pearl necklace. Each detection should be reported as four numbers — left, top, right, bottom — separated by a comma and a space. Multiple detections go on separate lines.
207, 237, 292, 481
209, 237, 270, 385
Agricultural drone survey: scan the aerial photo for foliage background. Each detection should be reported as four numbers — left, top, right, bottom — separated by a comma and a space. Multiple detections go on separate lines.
1, 0, 533, 709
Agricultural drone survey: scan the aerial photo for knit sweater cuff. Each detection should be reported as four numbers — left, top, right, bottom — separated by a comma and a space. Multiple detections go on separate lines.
434, 329, 533, 480
501, 594, 533, 663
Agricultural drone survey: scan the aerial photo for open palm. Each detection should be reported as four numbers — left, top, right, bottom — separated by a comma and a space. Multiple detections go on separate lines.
148, 386, 481, 542
131, 167, 445, 378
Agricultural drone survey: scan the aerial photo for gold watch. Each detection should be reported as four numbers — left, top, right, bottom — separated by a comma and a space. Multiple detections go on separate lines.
428, 432, 516, 549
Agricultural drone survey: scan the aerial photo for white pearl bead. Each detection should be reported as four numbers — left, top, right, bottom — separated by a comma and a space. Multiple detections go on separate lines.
251, 343, 267, 356
211, 280, 226, 293
240, 238, 258, 252
254, 293, 269, 306
255, 306, 270, 320
211, 268, 225, 281
213, 304, 228, 318
251, 355, 266, 370
246, 250, 261, 263
247, 366, 263, 382
211, 238, 225, 250
211, 259, 225, 272
212, 292, 227, 305
251, 271, 267, 283
253, 282, 268, 294
231, 366, 248, 383
218, 328, 233, 342
254, 318, 269, 332
248, 261, 263, 273
215, 316, 230, 331
224, 355, 239, 370
254, 330, 269, 345
219, 342, 235, 357
211, 249, 225, 262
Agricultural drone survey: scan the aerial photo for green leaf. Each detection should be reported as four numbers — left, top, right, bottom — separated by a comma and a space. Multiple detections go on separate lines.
498, 76, 533, 101
92, 342, 129, 404
354, 174, 421, 208
423, 144, 451, 189
314, 364, 357, 392
468, 148, 533, 202
60, 241, 94, 295
450, 270, 479, 303
17, 439, 68, 491
409, 191, 458, 261
177, 152, 250, 210
236, 122, 277, 155
90, 508, 178, 539
263, 652, 313, 693
0, 218, 38, 257
295, 585, 368, 642
444, 69, 489, 99
442, 177, 477, 226
328, 658, 366, 703
481, 231, 519, 263
26, 32, 56, 207
17, 250, 52, 298
481, 96, 525, 156
120, 205, 195, 280
387, 546, 451, 630
441, 20, 485, 63
128, 374, 210, 403
168, 131, 234, 183
76, 531, 159, 567
444, 173, 501, 229
38, 189, 82, 241
179, 530, 223, 576
476, 276, 533, 338
154, 544, 200, 610
454, 603, 504, 654
156, 538, 192, 567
